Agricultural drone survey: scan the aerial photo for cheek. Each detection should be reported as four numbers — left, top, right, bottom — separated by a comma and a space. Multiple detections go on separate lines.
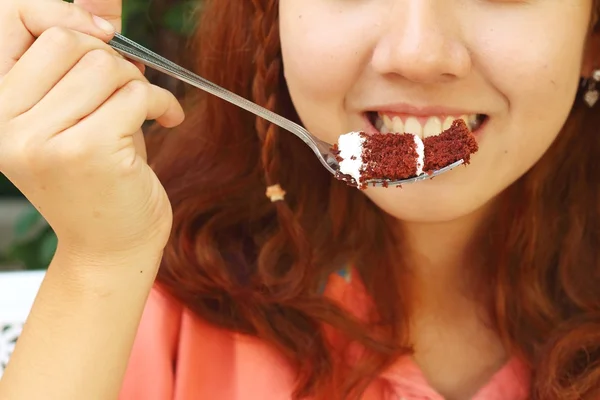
472, 8, 587, 130
469, 8, 588, 172
281, 41, 350, 141
281, 39, 348, 142
279, 3, 379, 141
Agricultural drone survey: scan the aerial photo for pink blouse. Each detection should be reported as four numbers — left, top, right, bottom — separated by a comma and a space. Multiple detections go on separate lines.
120, 269, 530, 399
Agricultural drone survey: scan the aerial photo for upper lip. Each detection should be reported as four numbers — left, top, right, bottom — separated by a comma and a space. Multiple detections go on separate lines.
364, 103, 483, 117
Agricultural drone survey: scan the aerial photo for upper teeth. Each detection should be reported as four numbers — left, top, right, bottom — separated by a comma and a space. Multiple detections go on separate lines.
376, 114, 478, 138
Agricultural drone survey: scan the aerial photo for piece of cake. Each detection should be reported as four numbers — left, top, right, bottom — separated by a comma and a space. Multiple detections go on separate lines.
422, 119, 478, 172
332, 119, 478, 187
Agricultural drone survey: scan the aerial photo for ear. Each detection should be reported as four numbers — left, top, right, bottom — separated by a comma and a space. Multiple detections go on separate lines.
582, 13, 600, 77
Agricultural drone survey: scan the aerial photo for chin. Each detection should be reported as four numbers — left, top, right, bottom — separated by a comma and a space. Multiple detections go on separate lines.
361, 168, 497, 224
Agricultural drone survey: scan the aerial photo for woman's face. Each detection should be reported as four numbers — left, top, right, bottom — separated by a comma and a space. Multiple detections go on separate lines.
279, 0, 594, 222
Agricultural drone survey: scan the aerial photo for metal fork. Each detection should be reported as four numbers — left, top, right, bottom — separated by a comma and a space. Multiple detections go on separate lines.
108, 32, 463, 187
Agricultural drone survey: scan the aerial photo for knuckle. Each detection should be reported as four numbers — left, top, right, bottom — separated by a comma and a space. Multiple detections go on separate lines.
79, 49, 119, 72
39, 26, 76, 49
51, 139, 91, 166
11, 136, 46, 173
110, 57, 148, 86
120, 58, 149, 82
121, 80, 149, 100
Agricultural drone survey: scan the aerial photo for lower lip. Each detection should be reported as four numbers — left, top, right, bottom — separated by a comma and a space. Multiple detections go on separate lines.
361, 114, 489, 140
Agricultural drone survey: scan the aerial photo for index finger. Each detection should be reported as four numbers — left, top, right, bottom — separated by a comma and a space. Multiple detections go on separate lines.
0, 0, 115, 81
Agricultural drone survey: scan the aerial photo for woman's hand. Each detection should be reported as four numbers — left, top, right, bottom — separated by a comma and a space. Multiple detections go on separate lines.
0, 1, 184, 399
0, 0, 184, 260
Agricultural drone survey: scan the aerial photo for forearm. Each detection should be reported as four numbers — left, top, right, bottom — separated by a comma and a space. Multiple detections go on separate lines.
0, 248, 162, 400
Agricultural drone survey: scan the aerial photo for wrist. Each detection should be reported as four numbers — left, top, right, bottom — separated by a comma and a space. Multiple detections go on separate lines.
49, 243, 164, 291
55, 239, 165, 265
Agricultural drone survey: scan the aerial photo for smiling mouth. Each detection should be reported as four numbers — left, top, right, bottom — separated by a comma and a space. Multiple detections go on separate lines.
366, 112, 488, 138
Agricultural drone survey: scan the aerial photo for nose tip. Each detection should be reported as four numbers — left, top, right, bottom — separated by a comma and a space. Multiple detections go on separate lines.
371, 15, 471, 83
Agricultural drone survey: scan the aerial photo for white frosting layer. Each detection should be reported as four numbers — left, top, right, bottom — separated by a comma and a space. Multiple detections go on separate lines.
337, 131, 425, 184
413, 134, 425, 176
337, 131, 365, 184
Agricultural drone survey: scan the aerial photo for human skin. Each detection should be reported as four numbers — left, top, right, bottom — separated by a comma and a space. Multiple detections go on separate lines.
280, 0, 593, 223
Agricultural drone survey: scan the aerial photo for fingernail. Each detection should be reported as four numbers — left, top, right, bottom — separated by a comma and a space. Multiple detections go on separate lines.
92, 15, 115, 35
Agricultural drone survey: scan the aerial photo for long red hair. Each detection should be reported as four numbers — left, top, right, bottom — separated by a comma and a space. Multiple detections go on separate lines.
147, 1, 600, 398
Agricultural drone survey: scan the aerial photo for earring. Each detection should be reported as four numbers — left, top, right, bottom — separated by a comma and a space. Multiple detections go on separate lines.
584, 69, 600, 107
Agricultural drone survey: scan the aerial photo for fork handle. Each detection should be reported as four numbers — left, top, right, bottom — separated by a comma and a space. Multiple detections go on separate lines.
108, 33, 314, 145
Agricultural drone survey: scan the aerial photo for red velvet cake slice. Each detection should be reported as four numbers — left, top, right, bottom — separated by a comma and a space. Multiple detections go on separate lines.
357, 132, 424, 183
333, 119, 478, 187
423, 119, 478, 172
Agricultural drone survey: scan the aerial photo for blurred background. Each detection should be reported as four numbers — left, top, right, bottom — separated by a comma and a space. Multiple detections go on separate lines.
0, 0, 200, 271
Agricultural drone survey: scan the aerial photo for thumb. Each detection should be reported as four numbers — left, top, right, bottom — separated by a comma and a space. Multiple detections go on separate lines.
73, 0, 123, 32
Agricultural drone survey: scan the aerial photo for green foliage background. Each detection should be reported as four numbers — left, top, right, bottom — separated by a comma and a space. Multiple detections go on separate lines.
0, 0, 199, 269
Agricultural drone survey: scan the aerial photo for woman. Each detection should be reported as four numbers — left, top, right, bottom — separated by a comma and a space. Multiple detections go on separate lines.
0, 0, 599, 399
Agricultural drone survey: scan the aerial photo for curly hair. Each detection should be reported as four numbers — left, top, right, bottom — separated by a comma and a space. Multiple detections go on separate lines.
147, 1, 600, 398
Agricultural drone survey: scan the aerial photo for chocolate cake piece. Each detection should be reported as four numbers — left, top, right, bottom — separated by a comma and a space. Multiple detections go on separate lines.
359, 133, 423, 183
422, 119, 478, 172
333, 118, 478, 188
